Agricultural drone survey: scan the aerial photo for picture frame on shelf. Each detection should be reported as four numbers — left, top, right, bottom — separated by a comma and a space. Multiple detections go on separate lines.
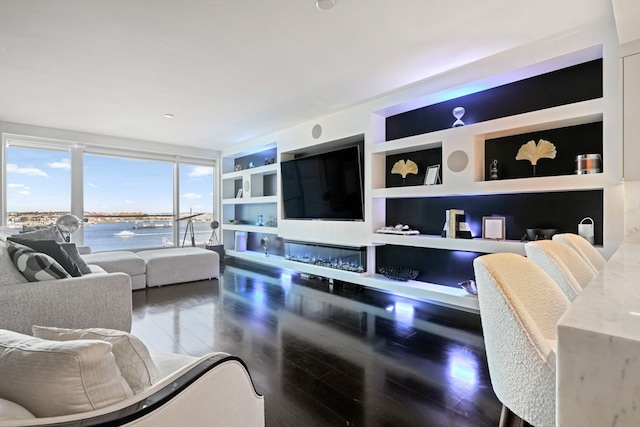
482, 216, 506, 240
236, 189, 243, 198
424, 164, 441, 185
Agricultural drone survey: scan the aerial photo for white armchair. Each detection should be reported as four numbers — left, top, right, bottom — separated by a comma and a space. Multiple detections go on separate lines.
0, 328, 264, 427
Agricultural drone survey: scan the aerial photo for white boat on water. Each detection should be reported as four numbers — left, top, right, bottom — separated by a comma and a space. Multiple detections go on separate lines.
115, 230, 135, 237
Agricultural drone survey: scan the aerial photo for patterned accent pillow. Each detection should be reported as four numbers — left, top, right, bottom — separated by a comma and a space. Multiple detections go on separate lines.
5, 240, 71, 281
61, 243, 93, 275
33, 326, 160, 394
7, 237, 82, 277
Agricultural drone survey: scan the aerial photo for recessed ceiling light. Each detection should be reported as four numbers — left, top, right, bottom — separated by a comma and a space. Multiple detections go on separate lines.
163, 114, 174, 119
316, 0, 335, 11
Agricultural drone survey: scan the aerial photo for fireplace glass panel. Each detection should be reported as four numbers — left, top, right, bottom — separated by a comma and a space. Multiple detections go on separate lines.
284, 241, 366, 273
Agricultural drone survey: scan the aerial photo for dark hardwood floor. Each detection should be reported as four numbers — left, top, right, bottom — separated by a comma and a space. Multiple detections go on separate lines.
131, 259, 502, 427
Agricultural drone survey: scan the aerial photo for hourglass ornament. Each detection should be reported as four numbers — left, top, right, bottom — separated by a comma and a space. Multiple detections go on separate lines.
452, 107, 466, 127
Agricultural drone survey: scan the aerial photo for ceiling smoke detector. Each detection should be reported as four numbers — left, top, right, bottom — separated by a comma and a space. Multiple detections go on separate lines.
316, 0, 335, 11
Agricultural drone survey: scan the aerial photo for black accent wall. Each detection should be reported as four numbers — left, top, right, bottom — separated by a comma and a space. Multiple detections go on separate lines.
384, 190, 603, 244
484, 121, 603, 180
386, 59, 603, 141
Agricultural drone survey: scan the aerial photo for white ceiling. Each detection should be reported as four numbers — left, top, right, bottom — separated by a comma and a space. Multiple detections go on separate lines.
0, 0, 616, 152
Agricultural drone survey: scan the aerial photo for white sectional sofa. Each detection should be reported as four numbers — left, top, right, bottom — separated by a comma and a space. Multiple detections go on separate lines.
0, 227, 132, 334
83, 246, 220, 289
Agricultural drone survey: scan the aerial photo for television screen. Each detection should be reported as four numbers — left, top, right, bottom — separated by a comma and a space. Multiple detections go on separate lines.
281, 145, 364, 221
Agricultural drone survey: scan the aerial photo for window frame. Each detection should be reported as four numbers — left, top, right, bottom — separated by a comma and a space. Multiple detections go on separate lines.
2, 133, 217, 250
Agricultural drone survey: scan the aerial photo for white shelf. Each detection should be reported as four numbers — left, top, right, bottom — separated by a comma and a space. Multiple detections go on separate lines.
223, 224, 277, 233
226, 250, 479, 313
372, 173, 605, 199
221, 163, 278, 180
222, 195, 278, 205
371, 233, 526, 255
371, 98, 603, 156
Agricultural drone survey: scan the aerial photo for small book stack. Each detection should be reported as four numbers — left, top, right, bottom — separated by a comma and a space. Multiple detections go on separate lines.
442, 209, 473, 239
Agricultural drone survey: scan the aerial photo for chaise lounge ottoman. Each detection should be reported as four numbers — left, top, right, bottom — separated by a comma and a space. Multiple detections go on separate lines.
137, 247, 219, 287
81, 250, 147, 290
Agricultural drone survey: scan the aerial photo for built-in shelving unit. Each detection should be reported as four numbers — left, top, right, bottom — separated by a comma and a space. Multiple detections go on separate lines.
368, 52, 610, 304
221, 47, 619, 313
220, 145, 281, 258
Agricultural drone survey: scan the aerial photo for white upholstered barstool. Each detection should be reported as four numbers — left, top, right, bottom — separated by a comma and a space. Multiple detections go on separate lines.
525, 240, 598, 301
473, 253, 570, 427
552, 233, 606, 271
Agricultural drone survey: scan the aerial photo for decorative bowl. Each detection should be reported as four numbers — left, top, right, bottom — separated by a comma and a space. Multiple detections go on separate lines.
378, 266, 419, 282
459, 280, 478, 295
526, 228, 558, 241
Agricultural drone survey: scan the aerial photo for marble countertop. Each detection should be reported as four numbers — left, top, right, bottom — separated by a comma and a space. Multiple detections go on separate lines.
558, 243, 640, 341
557, 243, 640, 427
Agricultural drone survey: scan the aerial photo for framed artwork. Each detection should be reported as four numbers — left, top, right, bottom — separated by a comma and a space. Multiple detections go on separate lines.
424, 164, 441, 185
482, 216, 506, 240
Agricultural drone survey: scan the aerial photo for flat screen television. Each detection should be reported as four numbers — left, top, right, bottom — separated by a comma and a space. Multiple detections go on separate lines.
281, 145, 364, 221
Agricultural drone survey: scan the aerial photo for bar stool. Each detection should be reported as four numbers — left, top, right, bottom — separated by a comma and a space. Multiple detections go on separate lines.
473, 253, 570, 427
552, 233, 606, 271
525, 240, 598, 301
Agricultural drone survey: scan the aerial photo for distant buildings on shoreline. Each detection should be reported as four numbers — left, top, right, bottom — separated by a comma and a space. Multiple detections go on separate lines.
7, 211, 214, 227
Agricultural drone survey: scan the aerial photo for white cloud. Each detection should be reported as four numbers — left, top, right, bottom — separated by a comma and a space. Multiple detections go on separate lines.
188, 166, 213, 178
48, 158, 71, 170
8, 183, 26, 188
181, 193, 202, 199
6, 163, 49, 177
18, 190, 31, 195
124, 200, 135, 204
85, 183, 98, 188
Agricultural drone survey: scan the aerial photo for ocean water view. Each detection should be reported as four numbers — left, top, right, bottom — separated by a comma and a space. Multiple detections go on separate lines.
84, 221, 215, 252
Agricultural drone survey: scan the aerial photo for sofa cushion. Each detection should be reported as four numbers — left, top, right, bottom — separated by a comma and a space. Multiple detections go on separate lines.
0, 398, 35, 421
33, 326, 159, 394
0, 244, 28, 284
0, 329, 133, 417
61, 242, 93, 275
8, 237, 83, 277
0, 226, 16, 242
5, 240, 71, 281
17, 225, 65, 243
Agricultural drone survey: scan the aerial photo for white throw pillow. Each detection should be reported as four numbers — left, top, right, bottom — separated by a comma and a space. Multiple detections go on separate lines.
0, 329, 133, 417
0, 398, 35, 421
33, 326, 159, 394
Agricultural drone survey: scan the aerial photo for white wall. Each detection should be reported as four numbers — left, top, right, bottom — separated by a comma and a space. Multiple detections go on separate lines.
223, 21, 626, 256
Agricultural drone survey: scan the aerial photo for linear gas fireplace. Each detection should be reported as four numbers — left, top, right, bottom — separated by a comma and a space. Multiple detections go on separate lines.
284, 241, 366, 273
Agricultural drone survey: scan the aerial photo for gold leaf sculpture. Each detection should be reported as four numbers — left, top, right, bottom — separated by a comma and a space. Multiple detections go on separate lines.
391, 159, 419, 179
515, 139, 557, 165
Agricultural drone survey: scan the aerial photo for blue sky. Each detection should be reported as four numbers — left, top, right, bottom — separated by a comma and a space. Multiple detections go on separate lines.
5, 147, 214, 213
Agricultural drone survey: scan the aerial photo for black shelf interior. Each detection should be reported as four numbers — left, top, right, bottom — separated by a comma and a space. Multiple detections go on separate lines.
484, 121, 603, 180
376, 246, 483, 289
385, 148, 443, 187
385, 189, 603, 244
234, 148, 277, 171
386, 59, 602, 141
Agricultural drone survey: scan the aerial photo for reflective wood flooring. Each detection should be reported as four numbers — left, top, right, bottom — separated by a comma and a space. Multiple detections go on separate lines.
131, 260, 502, 427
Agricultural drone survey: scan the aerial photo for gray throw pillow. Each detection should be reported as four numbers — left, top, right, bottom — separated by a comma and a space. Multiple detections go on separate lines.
60, 243, 92, 275
7, 237, 82, 277
5, 240, 71, 281
18, 225, 65, 243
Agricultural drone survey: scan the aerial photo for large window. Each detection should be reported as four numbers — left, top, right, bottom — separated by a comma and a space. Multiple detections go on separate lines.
178, 163, 215, 247
5, 144, 71, 227
2, 137, 216, 251
83, 154, 174, 252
